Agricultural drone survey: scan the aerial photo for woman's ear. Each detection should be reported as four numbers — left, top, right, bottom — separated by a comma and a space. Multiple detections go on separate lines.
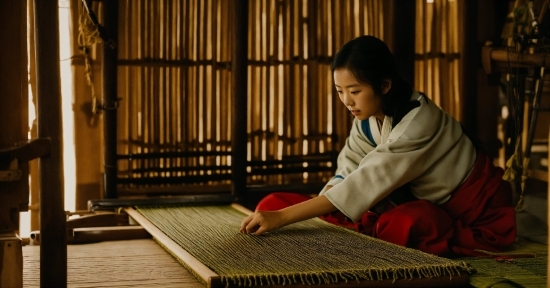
381, 79, 392, 94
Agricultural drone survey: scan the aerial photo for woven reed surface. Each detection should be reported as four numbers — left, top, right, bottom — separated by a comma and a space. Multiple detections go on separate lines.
136, 205, 474, 287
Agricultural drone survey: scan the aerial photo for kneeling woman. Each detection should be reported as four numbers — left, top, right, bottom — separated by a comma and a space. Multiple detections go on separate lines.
239, 35, 516, 257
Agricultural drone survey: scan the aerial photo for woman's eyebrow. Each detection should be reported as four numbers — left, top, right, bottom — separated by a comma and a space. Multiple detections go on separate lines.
335, 84, 361, 88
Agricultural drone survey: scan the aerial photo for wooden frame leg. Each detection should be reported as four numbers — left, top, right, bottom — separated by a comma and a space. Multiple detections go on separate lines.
0, 234, 23, 287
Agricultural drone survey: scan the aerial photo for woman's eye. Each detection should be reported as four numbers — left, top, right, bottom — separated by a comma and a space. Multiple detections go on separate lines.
351, 91, 360, 95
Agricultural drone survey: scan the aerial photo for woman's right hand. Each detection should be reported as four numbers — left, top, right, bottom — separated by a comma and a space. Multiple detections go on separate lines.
239, 195, 337, 236
239, 210, 287, 236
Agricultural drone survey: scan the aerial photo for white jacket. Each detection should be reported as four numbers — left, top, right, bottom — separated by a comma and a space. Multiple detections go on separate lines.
320, 91, 476, 222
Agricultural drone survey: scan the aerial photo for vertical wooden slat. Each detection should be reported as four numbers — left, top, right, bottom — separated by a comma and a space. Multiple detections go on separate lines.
211, 0, 219, 170
33, 0, 67, 285
249, 0, 257, 167
264, 1, 272, 165
138, 0, 144, 155
413, 0, 463, 119
123, 0, 130, 158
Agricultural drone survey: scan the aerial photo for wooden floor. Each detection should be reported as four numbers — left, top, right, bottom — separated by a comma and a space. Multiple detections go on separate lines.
23, 239, 205, 288
22, 236, 547, 288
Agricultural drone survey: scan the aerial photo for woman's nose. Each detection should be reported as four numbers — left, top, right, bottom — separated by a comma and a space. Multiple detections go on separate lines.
342, 92, 353, 106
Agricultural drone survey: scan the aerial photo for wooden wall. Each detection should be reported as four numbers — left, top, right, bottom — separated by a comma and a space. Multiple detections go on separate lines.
72, 0, 390, 201
67, 0, 510, 207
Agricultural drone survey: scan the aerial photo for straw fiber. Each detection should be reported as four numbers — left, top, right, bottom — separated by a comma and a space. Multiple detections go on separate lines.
136, 205, 475, 287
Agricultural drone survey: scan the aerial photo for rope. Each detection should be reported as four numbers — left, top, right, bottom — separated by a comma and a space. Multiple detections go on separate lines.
136, 205, 475, 287
503, 46, 526, 212
77, 0, 102, 124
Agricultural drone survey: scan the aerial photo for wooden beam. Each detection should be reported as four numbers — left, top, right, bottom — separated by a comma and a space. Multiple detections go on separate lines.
102, 0, 119, 199
125, 208, 222, 288
32, 0, 67, 286
231, 0, 248, 200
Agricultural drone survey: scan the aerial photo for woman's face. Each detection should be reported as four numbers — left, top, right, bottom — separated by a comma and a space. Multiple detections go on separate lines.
333, 68, 385, 121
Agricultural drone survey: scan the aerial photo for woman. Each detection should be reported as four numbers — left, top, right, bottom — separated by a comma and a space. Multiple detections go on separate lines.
240, 35, 516, 257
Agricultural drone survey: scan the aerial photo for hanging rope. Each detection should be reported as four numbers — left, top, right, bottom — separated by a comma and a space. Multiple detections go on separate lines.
77, 0, 102, 124
503, 45, 526, 212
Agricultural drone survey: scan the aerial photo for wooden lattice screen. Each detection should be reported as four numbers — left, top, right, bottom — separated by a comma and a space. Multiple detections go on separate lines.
414, 0, 463, 120
114, 0, 385, 196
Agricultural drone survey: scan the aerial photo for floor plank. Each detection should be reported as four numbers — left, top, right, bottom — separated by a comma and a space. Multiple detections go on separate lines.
23, 239, 205, 288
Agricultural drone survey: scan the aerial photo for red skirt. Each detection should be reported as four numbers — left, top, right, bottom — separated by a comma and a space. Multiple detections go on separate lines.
256, 150, 516, 257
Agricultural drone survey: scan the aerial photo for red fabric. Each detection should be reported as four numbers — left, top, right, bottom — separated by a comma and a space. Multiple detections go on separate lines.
256, 192, 310, 211
254, 151, 516, 257
440, 150, 516, 256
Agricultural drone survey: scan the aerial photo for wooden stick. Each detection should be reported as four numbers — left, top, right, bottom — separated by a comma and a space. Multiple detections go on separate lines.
125, 207, 222, 288
231, 203, 253, 216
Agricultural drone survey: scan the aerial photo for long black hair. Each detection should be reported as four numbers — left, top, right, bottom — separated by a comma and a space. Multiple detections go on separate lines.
331, 35, 418, 126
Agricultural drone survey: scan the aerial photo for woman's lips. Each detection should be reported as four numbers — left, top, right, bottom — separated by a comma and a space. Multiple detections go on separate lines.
350, 110, 360, 116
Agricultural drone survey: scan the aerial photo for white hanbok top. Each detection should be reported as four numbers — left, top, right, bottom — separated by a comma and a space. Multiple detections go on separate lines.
320, 91, 476, 222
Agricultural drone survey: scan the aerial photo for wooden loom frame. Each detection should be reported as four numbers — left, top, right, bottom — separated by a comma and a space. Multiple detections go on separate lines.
125, 205, 470, 288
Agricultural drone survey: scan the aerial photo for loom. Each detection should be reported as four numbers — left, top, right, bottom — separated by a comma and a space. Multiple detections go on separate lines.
86, 201, 474, 288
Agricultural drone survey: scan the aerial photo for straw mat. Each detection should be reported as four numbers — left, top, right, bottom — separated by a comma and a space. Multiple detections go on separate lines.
135, 205, 475, 287
458, 238, 547, 287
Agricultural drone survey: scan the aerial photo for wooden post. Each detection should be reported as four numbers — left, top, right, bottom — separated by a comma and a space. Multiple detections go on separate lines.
231, 0, 248, 200
102, 0, 119, 199
32, 0, 67, 286
0, 236, 23, 287
460, 0, 479, 133
383, 0, 415, 84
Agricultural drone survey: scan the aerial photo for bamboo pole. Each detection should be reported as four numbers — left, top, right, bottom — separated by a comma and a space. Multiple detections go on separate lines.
32, 0, 67, 286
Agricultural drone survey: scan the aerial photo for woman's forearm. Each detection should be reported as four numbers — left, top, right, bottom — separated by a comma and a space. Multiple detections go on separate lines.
240, 195, 339, 235
279, 195, 338, 226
